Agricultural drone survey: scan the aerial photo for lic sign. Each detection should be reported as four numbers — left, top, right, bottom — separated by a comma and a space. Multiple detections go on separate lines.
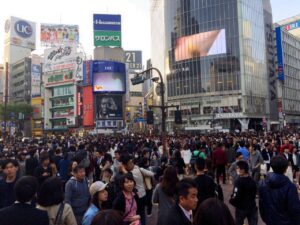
14, 20, 32, 38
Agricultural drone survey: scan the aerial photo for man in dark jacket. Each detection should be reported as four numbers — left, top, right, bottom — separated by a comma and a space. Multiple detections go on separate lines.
194, 157, 216, 208
230, 161, 258, 225
212, 143, 227, 184
34, 154, 52, 186
165, 179, 198, 225
0, 176, 49, 225
259, 156, 300, 225
0, 159, 19, 209
25, 150, 38, 176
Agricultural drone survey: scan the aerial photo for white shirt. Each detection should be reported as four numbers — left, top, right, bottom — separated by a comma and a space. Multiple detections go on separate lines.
132, 166, 154, 198
179, 204, 193, 222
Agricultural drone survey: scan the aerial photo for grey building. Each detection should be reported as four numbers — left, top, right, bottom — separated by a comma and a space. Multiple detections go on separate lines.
275, 25, 300, 127
10, 57, 32, 104
151, 0, 273, 132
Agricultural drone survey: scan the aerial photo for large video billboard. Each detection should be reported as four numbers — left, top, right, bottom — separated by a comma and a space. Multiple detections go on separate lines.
175, 29, 226, 61
93, 14, 122, 47
40, 24, 79, 46
92, 61, 126, 93
95, 95, 123, 120
4, 16, 36, 50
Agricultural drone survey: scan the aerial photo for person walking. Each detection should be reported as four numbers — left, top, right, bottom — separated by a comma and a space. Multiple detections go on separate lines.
152, 166, 179, 225
65, 165, 90, 225
0, 176, 49, 225
0, 159, 19, 209
249, 145, 264, 184
259, 156, 300, 225
164, 179, 198, 225
37, 177, 77, 225
212, 143, 227, 184
82, 181, 108, 225
229, 160, 258, 225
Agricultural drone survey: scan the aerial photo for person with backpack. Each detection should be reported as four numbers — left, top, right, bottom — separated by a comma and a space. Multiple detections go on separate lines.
190, 146, 205, 174
65, 165, 90, 225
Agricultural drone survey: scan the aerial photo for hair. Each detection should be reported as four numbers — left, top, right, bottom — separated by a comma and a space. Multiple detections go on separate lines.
195, 157, 206, 171
91, 209, 123, 225
193, 198, 235, 225
174, 150, 182, 159
2, 159, 19, 169
161, 166, 179, 197
14, 176, 39, 203
271, 156, 289, 174
239, 141, 245, 147
119, 173, 136, 190
73, 165, 85, 174
236, 160, 249, 173
119, 154, 133, 165
235, 152, 243, 158
40, 153, 50, 163
176, 178, 197, 202
37, 177, 64, 207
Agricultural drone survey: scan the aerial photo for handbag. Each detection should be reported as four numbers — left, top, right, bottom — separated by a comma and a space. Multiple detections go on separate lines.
54, 203, 65, 225
138, 168, 153, 190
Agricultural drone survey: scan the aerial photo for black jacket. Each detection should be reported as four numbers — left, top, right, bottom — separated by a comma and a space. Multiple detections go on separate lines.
25, 157, 39, 176
194, 174, 216, 206
112, 191, 141, 216
230, 176, 257, 210
0, 203, 49, 225
259, 173, 300, 225
165, 204, 192, 225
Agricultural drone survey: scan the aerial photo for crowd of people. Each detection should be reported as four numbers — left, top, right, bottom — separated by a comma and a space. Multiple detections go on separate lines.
0, 131, 299, 225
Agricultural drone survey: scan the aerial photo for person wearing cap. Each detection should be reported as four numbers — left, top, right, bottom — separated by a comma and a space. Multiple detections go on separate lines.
82, 181, 108, 225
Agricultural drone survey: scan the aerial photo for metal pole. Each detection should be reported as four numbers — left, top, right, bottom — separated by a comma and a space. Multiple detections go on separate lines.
3, 62, 8, 140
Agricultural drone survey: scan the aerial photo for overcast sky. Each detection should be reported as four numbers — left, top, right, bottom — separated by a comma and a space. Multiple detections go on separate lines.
0, 0, 299, 63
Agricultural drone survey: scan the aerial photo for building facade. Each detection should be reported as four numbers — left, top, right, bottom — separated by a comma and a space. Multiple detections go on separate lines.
151, 0, 271, 132
275, 26, 300, 127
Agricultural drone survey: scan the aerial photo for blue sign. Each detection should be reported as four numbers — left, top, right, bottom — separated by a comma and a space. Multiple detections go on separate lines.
92, 61, 126, 73
276, 27, 285, 81
14, 20, 33, 38
284, 21, 300, 31
93, 14, 121, 31
32, 65, 40, 73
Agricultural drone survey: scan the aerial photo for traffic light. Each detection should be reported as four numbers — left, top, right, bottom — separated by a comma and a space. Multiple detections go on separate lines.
175, 110, 182, 124
131, 75, 145, 85
146, 111, 154, 124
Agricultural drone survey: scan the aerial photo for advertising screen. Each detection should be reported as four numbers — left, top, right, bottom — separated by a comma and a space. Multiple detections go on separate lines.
175, 29, 226, 61
92, 61, 126, 93
95, 95, 123, 120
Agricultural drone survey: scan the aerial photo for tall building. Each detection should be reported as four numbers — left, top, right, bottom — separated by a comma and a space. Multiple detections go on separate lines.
10, 57, 32, 104
274, 25, 300, 127
151, 0, 271, 132
276, 14, 300, 39
0, 64, 4, 104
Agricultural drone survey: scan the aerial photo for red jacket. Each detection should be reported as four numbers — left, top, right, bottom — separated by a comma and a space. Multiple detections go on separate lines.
213, 148, 227, 166
279, 144, 293, 154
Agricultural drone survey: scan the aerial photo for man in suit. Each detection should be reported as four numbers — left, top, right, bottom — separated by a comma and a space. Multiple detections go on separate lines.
165, 178, 198, 225
0, 176, 49, 225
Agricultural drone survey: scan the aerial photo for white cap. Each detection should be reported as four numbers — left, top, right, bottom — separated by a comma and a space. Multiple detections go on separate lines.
89, 181, 108, 197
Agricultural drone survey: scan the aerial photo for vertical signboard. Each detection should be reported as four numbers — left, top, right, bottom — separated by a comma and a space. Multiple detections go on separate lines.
31, 55, 41, 97
93, 14, 122, 47
276, 27, 285, 81
82, 86, 94, 127
83, 60, 92, 86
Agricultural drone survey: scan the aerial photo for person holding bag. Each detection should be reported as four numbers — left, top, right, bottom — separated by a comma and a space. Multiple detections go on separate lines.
113, 173, 141, 225
37, 177, 77, 225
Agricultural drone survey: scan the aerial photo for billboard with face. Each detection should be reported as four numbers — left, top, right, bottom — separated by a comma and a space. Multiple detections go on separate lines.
95, 95, 123, 120
175, 29, 226, 61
